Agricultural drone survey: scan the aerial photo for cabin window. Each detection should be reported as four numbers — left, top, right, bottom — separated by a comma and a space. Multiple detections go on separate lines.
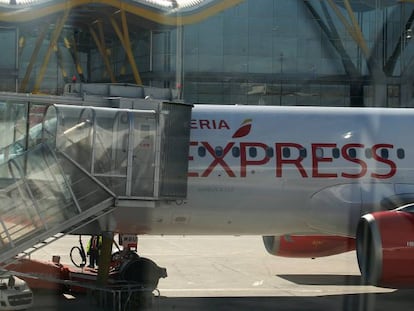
198, 146, 206, 157
381, 148, 389, 159
215, 146, 223, 157
314, 147, 323, 158
397, 148, 405, 159
282, 147, 290, 158
332, 148, 340, 159
249, 147, 257, 158
299, 148, 307, 158
348, 148, 357, 159
266, 147, 274, 158
232, 147, 240, 157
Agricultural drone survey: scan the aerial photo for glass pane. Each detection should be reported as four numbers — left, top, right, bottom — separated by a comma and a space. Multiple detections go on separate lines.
131, 114, 156, 197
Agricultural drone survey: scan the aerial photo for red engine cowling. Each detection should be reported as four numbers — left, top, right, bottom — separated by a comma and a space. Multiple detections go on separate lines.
262, 235, 355, 258
356, 209, 414, 288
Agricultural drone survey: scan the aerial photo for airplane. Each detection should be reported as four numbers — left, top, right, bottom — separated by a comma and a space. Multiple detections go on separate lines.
92, 103, 414, 289
1, 94, 413, 291
173, 104, 414, 289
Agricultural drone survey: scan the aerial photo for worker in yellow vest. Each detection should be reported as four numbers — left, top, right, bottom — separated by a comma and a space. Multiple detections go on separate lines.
87, 235, 102, 268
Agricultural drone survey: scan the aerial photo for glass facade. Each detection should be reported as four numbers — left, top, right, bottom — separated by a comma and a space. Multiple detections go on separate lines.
2, 0, 414, 107
173, 0, 414, 106
0, 2, 414, 310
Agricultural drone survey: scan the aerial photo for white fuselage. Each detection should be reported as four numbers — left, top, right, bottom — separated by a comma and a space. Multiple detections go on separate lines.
112, 105, 414, 237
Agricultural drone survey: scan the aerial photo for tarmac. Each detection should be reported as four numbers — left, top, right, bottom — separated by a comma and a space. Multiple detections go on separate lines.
25, 235, 414, 310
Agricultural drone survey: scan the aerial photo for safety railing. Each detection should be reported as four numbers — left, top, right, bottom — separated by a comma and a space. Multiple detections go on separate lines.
0, 143, 115, 263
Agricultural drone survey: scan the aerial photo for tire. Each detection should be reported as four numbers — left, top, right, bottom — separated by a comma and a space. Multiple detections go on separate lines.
119, 257, 167, 290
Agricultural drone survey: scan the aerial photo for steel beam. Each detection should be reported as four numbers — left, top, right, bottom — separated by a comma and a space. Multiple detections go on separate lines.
343, 0, 370, 58
326, 0, 370, 59
64, 36, 86, 82
89, 24, 116, 83
109, 11, 142, 85
33, 9, 70, 93
19, 23, 48, 92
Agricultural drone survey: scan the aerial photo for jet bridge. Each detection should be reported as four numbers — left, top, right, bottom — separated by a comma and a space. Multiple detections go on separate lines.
43, 101, 192, 199
0, 89, 192, 264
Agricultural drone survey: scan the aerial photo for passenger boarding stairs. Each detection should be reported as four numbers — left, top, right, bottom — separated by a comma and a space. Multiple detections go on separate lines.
0, 143, 115, 264
0, 85, 192, 265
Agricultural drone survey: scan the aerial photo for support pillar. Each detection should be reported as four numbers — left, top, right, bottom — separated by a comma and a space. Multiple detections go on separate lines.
97, 231, 114, 286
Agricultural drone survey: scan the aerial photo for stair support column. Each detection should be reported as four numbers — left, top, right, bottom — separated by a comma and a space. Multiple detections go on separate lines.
97, 231, 114, 286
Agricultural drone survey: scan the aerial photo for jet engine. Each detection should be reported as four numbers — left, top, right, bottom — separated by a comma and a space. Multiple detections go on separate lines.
262, 235, 355, 258
356, 205, 414, 287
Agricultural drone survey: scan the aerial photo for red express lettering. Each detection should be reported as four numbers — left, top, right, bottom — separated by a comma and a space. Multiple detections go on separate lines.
188, 141, 398, 180
371, 144, 397, 179
240, 142, 270, 177
341, 143, 367, 178
188, 141, 199, 177
312, 143, 337, 178
276, 143, 307, 178
201, 142, 236, 177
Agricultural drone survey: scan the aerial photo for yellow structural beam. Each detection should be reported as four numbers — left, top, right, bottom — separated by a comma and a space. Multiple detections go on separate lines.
55, 44, 69, 83
0, 0, 244, 25
342, 0, 370, 58
109, 11, 142, 85
326, 0, 370, 59
89, 24, 117, 83
98, 20, 115, 82
33, 9, 70, 93
65, 36, 86, 82
18, 36, 25, 59
121, 10, 142, 85
19, 23, 48, 92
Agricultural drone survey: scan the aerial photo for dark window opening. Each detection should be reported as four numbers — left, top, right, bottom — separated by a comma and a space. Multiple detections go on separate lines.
198, 146, 206, 157
249, 147, 257, 158
397, 148, 405, 159
332, 148, 340, 159
266, 147, 274, 158
315, 148, 323, 159
232, 147, 240, 157
348, 148, 356, 159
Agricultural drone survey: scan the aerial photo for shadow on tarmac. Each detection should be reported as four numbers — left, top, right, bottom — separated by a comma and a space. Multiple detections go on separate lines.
31, 289, 414, 311
155, 291, 414, 311
278, 274, 363, 286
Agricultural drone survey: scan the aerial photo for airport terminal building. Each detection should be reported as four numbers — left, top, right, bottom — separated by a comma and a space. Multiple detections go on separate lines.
0, 0, 412, 107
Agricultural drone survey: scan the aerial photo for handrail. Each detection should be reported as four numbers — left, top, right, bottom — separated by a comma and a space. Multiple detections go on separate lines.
8, 156, 48, 230
58, 150, 117, 199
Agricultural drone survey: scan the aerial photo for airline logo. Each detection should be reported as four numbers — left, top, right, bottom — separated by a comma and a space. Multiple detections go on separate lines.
232, 119, 252, 138
189, 118, 400, 180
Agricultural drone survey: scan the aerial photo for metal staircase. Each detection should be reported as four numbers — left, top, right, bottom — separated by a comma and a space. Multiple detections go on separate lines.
0, 143, 115, 264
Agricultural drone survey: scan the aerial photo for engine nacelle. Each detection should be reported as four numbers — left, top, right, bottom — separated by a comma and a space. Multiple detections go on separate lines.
356, 208, 414, 287
263, 235, 355, 258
